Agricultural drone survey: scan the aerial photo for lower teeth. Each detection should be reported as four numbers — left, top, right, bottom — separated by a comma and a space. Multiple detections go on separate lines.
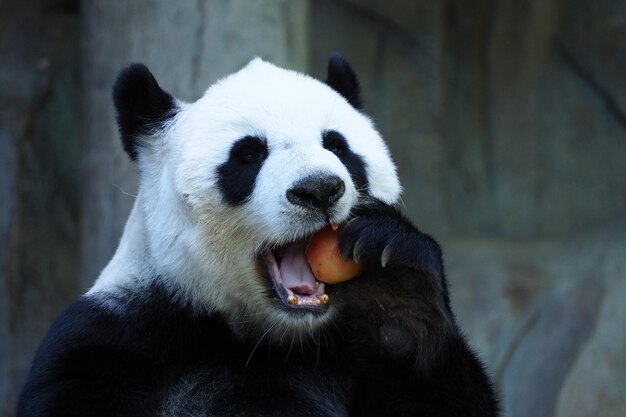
286, 294, 329, 306
317, 294, 329, 304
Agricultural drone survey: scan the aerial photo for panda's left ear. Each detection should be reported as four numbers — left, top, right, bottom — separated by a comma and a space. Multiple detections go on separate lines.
325, 53, 363, 110
112, 63, 177, 161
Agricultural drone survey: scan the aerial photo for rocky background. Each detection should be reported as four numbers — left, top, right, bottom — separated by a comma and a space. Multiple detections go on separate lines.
1, 0, 624, 416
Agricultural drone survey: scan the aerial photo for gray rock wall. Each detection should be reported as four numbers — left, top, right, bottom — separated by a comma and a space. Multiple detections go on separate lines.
444, 223, 626, 417
0, 1, 80, 415
1, 0, 624, 416
310, 0, 626, 239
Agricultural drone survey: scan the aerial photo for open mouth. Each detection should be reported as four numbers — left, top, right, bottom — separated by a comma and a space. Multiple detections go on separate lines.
261, 239, 328, 312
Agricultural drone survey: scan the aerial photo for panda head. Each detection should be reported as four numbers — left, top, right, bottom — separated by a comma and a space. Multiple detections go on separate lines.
108, 55, 401, 338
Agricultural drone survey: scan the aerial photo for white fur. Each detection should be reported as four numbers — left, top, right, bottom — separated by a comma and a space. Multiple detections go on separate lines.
90, 58, 401, 337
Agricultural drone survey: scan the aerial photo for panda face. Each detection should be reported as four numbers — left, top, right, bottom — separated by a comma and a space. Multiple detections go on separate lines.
102, 57, 401, 339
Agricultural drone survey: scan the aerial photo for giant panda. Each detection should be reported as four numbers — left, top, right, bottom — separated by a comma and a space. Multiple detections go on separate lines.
17, 55, 498, 417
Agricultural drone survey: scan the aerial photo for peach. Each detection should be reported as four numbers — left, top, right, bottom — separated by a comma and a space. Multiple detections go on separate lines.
305, 226, 363, 284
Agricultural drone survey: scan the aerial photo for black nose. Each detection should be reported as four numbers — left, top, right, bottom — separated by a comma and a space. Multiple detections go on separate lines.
286, 175, 345, 211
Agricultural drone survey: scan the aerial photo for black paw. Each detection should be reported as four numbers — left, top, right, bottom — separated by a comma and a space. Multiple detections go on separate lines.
339, 200, 443, 278
378, 323, 414, 357
340, 267, 455, 368
336, 201, 455, 367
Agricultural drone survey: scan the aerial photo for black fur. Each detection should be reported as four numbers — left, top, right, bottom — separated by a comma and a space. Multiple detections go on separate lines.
325, 54, 363, 110
217, 136, 269, 205
16, 285, 348, 416
113, 64, 176, 161
17, 202, 498, 416
323, 130, 368, 193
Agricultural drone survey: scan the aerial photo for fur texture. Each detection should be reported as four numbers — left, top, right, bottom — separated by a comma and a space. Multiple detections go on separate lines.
17, 56, 498, 416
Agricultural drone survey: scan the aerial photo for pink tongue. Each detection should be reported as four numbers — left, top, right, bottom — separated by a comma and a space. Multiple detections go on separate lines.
280, 242, 317, 295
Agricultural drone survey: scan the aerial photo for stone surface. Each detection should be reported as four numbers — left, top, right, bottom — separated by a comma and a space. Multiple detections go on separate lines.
444, 218, 626, 417
311, 0, 626, 240
0, 1, 81, 415
488, 0, 626, 239
554, 239, 626, 417
560, 0, 626, 118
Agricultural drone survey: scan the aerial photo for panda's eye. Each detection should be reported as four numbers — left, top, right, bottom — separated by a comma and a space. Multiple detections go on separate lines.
322, 130, 348, 158
238, 148, 263, 162
329, 144, 347, 157
231, 136, 268, 164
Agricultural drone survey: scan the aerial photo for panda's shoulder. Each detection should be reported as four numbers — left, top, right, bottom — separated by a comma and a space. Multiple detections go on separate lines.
18, 284, 243, 415
28, 283, 234, 381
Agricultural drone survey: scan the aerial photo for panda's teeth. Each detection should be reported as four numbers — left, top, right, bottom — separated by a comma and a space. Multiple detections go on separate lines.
298, 298, 321, 306
287, 295, 298, 305
315, 280, 320, 289
317, 294, 329, 305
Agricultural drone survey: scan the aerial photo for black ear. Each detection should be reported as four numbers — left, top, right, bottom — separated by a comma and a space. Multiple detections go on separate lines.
325, 53, 363, 110
112, 63, 176, 161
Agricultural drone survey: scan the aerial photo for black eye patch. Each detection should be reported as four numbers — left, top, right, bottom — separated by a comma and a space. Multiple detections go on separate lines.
217, 136, 268, 206
322, 130, 368, 192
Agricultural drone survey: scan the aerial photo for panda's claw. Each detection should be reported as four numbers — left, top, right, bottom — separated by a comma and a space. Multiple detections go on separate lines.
340, 216, 379, 264
344, 217, 360, 227
380, 243, 392, 268
353, 237, 366, 263
339, 220, 363, 261
339, 201, 445, 276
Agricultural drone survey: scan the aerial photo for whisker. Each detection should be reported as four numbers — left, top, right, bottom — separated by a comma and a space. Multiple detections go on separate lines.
226, 318, 259, 325
284, 334, 296, 363
112, 183, 137, 198
246, 321, 278, 368
314, 331, 321, 368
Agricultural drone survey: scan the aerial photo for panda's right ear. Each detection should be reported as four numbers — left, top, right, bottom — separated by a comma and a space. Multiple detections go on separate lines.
112, 63, 176, 161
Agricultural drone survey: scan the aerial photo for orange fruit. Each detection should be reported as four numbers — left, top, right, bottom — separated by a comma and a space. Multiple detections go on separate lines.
305, 226, 363, 284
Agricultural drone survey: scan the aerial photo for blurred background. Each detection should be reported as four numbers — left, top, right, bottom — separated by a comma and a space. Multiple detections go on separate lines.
1, 0, 625, 416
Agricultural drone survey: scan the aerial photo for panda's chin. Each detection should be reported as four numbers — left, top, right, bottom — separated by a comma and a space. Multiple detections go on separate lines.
261, 241, 328, 313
